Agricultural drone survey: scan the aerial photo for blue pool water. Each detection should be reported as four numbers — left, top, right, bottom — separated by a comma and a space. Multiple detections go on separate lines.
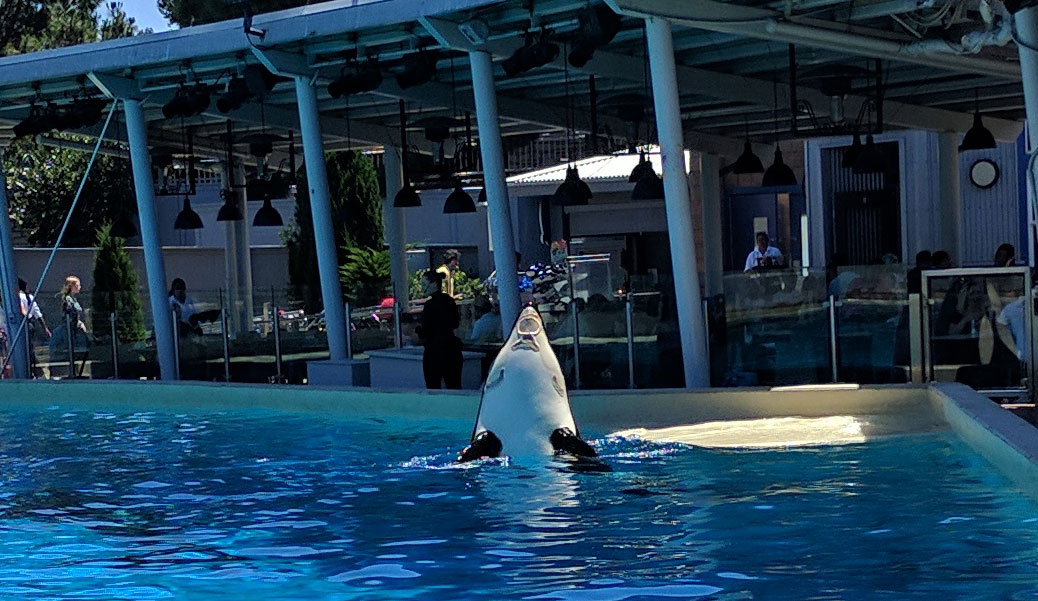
1, 405, 1037, 600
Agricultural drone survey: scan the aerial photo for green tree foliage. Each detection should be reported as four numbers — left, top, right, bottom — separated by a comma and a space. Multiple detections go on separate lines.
284, 150, 385, 312
159, 0, 308, 27
0, 1, 49, 56
2, 2, 141, 247
91, 224, 146, 342
339, 246, 390, 307
409, 268, 486, 301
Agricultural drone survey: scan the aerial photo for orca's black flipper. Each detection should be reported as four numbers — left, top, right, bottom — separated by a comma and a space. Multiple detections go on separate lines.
457, 430, 503, 462
550, 427, 597, 458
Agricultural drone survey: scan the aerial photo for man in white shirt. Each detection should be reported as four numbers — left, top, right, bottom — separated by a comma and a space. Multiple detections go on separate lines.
168, 278, 198, 331
744, 232, 784, 272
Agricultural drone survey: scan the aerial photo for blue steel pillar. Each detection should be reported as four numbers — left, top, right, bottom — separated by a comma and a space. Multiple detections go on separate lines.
645, 18, 710, 388
469, 50, 521, 333
1017, 7, 1038, 256
383, 146, 409, 305
294, 75, 348, 361
0, 151, 28, 379
124, 99, 177, 380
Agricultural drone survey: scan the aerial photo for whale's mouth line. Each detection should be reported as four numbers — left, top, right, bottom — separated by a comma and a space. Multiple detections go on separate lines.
512, 336, 540, 351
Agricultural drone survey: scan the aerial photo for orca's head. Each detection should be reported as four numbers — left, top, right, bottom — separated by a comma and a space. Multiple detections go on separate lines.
483, 306, 567, 399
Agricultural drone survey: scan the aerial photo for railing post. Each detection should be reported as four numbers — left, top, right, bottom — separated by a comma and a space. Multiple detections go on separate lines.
626, 293, 635, 389
65, 311, 74, 378
171, 308, 181, 380
908, 293, 924, 384
24, 324, 32, 378
392, 293, 403, 349
220, 289, 231, 382
110, 312, 119, 380
828, 294, 839, 383
344, 301, 354, 358
272, 305, 283, 382
571, 298, 581, 390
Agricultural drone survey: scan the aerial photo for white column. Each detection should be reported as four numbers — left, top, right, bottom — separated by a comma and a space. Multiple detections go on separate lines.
469, 50, 521, 332
937, 132, 961, 263
217, 165, 241, 334
700, 153, 724, 297
0, 151, 28, 378
383, 146, 409, 305
237, 159, 254, 332
124, 99, 177, 380
294, 75, 348, 361
1016, 8, 1038, 268
646, 18, 710, 388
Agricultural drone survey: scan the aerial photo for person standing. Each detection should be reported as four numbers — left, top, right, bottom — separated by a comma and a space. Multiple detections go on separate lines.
420, 270, 462, 389
435, 249, 461, 298
743, 232, 783, 272
50, 275, 88, 367
18, 278, 50, 377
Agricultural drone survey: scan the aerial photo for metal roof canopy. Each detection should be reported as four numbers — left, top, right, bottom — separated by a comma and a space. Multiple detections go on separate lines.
0, 0, 1026, 171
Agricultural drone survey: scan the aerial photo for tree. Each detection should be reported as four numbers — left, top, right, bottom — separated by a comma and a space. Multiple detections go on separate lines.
159, 0, 308, 27
91, 224, 146, 342
284, 150, 385, 312
2, 2, 142, 247
339, 246, 390, 307
0, 1, 49, 57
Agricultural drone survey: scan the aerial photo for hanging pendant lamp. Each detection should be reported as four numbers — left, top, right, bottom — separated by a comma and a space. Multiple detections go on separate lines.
841, 133, 863, 169
393, 100, 421, 208
216, 189, 244, 221
631, 167, 664, 200
959, 111, 997, 151
762, 146, 797, 187
443, 182, 476, 213
628, 152, 655, 183
730, 140, 764, 174
173, 195, 203, 230
852, 135, 886, 174
253, 197, 284, 227
553, 166, 592, 206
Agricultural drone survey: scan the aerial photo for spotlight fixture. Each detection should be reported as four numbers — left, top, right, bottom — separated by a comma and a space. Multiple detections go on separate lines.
243, 64, 280, 99
568, 5, 622, 68
216, 189, 244, 221
443, 183, 476, 213
553, 166, 592, 206
852, 135, 886, 174
730, 140, 764, 175
217, 76, 252, 113
762, 146, 797, 186
13, 104, 47, 138
253, 197, 284, 227
396, 51, 440, 90
173, 195, 203, 230
328, 61, 382, 98
959, 111, 997, 151
162, 83, 212, 119
502, 32, 559, 78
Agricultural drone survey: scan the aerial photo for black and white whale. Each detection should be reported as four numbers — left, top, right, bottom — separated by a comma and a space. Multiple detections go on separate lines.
458, 306, 597, 462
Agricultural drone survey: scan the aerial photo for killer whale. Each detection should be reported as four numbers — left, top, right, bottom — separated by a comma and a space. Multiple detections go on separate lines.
458, 305, 596, 462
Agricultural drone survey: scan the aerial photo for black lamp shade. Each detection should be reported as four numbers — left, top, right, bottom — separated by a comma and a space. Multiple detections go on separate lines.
253, 198, 284, 227
478, 186, 487, 204
216, 190, 244, 221
762, 147, 797, 187
173, 197, 203, 230
959, 111, 997, 151
393, 184, 422, 208
841, 134, 863, 169
628, 154, 655, 183
553, 166, 592, 206
852, 135, 886, 174
443, 185, 476, 214
731, 140, 764, 174
631, 168, 664, 200
110, 213, 137, 238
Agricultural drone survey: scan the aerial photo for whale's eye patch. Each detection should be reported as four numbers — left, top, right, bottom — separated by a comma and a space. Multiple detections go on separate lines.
552, 375, 565, 398
485, 368, 505, 389
517, 316, 541, 337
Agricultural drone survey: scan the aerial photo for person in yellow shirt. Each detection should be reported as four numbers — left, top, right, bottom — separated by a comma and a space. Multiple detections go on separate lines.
435, 249, 461, 298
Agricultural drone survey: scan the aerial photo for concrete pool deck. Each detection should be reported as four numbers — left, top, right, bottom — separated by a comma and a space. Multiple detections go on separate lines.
1, 380, 1036, 492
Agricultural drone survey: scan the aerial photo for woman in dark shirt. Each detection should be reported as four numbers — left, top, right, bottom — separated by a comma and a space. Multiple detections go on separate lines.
420, 270, 462, 389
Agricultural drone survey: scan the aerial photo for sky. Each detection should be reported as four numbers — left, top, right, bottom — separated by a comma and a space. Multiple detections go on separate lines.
114, 0, 173, 32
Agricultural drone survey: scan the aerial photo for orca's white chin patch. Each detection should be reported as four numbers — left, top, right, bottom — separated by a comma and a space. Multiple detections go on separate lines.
457, 306, 597, 462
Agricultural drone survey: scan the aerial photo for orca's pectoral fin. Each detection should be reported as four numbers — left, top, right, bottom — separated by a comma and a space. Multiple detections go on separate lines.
457, 430, 503, 462
550, 427, 597, 458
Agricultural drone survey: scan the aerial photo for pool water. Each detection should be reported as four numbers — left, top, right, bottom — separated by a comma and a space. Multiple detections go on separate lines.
1, 406, 1037, 600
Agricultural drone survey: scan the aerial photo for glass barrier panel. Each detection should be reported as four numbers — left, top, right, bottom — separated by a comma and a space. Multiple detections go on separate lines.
573, 293, 627, 389
925, 269, 1028, 391
721, 268, 830, 386
834, 264, 910, 384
